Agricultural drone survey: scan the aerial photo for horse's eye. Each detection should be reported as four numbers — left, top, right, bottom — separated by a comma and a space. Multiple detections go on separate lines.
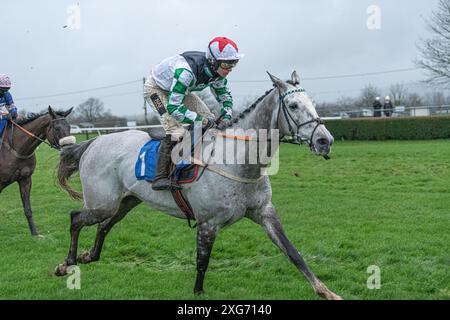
289, 103, 298, 110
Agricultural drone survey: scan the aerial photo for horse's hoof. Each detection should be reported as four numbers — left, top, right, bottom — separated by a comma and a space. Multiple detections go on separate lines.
325, 291, 343, 300
54, 263, 68, 276
194, 289, 204, 295
77, 251, 92, 264
315, 282, 343, 300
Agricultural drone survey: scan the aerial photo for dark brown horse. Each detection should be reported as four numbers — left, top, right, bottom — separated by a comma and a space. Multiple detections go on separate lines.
0, 106, 73, 235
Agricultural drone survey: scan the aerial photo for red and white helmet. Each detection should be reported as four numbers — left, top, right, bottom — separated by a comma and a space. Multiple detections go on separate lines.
207, 37, 244, 61
0, 74, 11, 88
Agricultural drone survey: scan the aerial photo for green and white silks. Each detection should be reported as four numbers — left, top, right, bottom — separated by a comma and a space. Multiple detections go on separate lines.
151, 53, 233, 124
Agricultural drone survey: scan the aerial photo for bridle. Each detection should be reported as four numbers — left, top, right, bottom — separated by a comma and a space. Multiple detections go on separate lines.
9, 117, 67, 151
276, 88, 324, 151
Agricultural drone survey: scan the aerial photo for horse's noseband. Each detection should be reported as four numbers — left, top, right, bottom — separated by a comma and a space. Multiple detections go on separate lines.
277, 88, 324, 150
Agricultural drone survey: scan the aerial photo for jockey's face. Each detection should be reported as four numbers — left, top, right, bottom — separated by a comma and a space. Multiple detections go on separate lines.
217, 66, 232, 77
0, 87, 9, 95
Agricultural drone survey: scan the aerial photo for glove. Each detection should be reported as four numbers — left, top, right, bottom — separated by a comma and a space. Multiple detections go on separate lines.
216, 118, 232, 130
9, 107, 17, 120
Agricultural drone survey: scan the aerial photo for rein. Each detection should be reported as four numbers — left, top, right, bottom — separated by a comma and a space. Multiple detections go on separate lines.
10, 118, 66, 150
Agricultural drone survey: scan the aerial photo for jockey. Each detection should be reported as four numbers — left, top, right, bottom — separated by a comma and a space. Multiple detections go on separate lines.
144, 36, 243, 191
0, 74, 18, 137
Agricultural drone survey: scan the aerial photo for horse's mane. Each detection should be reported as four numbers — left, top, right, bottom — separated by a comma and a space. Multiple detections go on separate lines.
16, 110, 67, 126
16, 113, 44, 125
224, 88, 275, 129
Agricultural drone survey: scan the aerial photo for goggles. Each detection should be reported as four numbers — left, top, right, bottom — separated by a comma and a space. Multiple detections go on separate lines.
0, 87, 10, 94
218, 60, 239, 70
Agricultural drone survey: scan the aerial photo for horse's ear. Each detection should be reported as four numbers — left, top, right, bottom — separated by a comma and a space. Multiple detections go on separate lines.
48, 105, 56, 119
64, 107, 74, 117
267, 71, 287, 90
291, 71, 300, 86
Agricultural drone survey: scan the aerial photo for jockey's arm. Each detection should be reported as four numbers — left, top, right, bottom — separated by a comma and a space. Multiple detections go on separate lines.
0, 106, 17, 121
5, 105, 18, 120
6, 104, 17, 112
1, 92, 17, 119
210, 77, 233, 121
166, 68, 203, 125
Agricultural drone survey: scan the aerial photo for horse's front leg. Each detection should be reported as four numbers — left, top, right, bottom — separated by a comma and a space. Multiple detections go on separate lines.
18, 177, 39, 236
194, 222, 219, 295
248, 204, 342, 300
55, 208, 110, 276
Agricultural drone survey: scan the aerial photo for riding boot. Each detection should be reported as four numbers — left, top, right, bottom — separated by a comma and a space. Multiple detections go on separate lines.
152, 136, 182, 191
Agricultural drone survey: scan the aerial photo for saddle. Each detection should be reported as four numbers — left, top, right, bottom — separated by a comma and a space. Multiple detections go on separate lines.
147, 127, 166, 140
137, 128, 206, 228
144, 126, 203, 184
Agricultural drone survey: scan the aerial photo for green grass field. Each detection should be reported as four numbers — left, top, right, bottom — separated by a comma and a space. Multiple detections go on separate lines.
0, 138, 449, 300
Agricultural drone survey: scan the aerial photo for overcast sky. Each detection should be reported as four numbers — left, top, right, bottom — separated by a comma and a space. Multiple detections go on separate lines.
1, 0, 443, 116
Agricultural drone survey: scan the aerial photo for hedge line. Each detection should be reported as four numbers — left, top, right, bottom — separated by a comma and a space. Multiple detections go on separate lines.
324, 116, 450, 140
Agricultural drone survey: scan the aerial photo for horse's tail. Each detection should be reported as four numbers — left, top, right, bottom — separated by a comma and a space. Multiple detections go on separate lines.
57, 139, 96, 201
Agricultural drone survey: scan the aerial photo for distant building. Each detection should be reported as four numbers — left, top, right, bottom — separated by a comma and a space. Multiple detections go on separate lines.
77, 122, 94, 128
410, 107, 430, 117
349, 109, 373, 118
127, 121, 137, 128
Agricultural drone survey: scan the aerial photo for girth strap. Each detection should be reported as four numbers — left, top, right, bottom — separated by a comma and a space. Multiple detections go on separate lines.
170, 189, 197, 228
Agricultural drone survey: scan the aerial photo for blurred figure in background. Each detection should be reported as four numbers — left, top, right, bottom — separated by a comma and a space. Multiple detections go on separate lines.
373, 96, 382, 117
383, 96, 394, 117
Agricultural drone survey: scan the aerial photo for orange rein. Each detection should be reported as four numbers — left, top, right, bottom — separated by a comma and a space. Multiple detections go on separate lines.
9, 119, 45, 142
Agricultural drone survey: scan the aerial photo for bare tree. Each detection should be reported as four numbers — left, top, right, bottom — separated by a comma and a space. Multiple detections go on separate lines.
416, 0, 450, 87
335, 96, 356, 110
425, 91, 447, 106
389, 83, 408, 106
406, 93, 423, 107
315, 101, 336, 117
75, 98, 105, 123
357, 84, 381, 109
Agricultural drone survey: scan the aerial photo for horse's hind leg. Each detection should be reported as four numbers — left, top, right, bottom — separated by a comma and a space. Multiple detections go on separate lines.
77, 196, 141, 264
55, 208, 111, 276
18, 177, 39, 236
247, 204, 342, 300
194, 223, 219, 295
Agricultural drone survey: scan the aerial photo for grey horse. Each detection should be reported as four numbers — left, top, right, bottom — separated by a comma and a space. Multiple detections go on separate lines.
54, 71, 341, 300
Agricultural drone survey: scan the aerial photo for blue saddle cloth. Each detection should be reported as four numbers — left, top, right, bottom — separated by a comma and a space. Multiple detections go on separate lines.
135, 139, 191, 182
